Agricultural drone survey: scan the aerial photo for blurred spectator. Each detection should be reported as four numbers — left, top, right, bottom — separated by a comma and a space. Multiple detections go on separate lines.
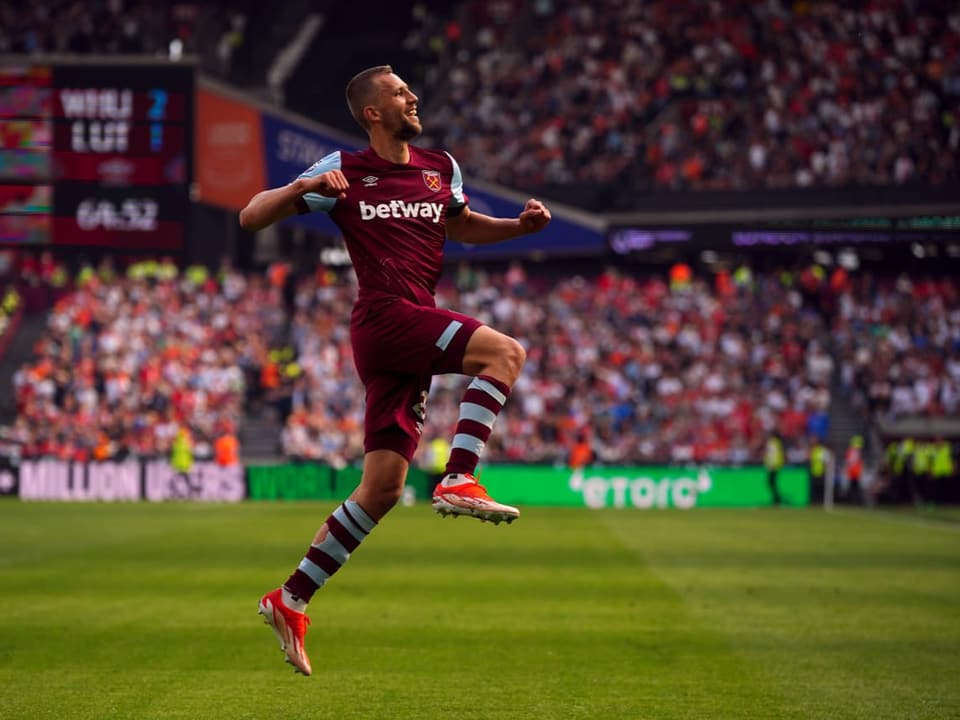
832, 274, 960, 425
808, 435, 833, 502
930, 436, 955, 503
2, 2, 175, 56
415, 435, 452, 495
170, 425, 194, 474
413, 0, 960, 203
9, 258, 955, 476
9, 1, 958, 205
214, 422, 240, 466
843, 434, 865, 504
1, 1, 252, 82
282, 262, 832, 466
568, 431, 593, 469
764, 430, 785, 505
6, 259, 288, 462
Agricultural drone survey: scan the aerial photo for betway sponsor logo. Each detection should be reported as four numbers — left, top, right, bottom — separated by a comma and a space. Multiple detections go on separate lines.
359, 200, 444, 224
569, 469, 713, 509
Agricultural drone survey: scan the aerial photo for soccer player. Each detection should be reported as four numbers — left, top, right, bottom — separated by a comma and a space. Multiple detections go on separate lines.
239, 65, 551, 675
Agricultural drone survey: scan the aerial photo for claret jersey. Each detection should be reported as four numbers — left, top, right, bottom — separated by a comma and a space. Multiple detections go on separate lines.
295, 146, 468, 307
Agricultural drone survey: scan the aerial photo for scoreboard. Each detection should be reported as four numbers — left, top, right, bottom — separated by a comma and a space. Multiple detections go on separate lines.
0, 60, 193, 249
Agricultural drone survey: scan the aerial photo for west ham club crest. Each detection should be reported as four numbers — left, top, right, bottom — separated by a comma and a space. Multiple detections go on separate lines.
421, 170, 442, 192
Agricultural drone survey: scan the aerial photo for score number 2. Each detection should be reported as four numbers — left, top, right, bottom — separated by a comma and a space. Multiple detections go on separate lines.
148, 89, 168, 152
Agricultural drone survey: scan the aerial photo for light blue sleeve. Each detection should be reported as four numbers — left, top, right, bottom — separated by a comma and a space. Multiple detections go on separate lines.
298, 151, 342, 213
444, 151, 467, 212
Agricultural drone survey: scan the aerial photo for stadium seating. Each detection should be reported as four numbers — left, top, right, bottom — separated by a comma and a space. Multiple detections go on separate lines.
411, 0, 960, 206
4, 260, 958, 474
0, 0, 291, 87
8, 1, 957, 207
3, 1, 957, 473
6, 261, 275, 462
276, 264, 832, 467
831, 273, 960, 422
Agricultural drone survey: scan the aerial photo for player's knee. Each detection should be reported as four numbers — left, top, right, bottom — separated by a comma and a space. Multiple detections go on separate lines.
379, 486, 405, 513
355, 472, 406, 518
500, 337, 526, 385
370, 476, 405, 513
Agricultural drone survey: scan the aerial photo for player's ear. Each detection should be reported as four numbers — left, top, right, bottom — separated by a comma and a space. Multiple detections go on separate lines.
363, 106, 380, 126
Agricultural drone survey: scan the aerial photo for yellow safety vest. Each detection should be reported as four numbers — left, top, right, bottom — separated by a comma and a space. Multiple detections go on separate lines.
764, 438, 784, 470
810, 445, 827, 477
428, 438, 451, 475
170, 433, 194, 473
932, 442, 954, 478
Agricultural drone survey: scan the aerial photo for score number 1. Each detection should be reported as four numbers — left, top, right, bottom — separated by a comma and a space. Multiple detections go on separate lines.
148, 88, 168, 152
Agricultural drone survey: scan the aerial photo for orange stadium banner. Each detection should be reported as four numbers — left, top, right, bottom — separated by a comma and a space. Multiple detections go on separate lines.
195, 85, 266, 210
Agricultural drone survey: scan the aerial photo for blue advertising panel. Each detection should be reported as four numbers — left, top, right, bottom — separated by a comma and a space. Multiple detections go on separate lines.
447, 184, 605, 259
260, 113, 358, 234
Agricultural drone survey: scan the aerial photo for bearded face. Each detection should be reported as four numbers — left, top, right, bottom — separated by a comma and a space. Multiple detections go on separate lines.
375, 74, 422, 140
393, 111, 422, 141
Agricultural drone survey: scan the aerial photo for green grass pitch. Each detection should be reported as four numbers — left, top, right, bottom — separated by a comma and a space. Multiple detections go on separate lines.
1, 500, 958, 719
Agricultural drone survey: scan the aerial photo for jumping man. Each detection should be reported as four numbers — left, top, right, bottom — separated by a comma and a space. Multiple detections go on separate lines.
239, 65, 551, 675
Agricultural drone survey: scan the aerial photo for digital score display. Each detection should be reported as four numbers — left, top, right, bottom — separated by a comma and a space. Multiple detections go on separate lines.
0, 61, 193, 249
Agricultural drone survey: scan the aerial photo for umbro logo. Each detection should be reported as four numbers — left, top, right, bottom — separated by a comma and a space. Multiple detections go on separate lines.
362, 176, 379, 187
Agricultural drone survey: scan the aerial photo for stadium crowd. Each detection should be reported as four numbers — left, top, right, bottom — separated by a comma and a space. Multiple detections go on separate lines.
415, 0, 960, 195
4, 255, 960, 486
271, 262, 831, 467
7, 1, 958, 201
4, 257, 282, 463
0, 1, 253, 82
2, 3, 957, 501
831, 273, 960, 423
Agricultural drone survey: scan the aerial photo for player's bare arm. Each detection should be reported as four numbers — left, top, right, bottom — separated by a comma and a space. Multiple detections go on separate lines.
239, 170, 349, 232
446, 198, 551, 245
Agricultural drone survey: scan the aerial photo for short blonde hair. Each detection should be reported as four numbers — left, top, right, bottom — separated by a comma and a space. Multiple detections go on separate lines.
345, 65, 393, 130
